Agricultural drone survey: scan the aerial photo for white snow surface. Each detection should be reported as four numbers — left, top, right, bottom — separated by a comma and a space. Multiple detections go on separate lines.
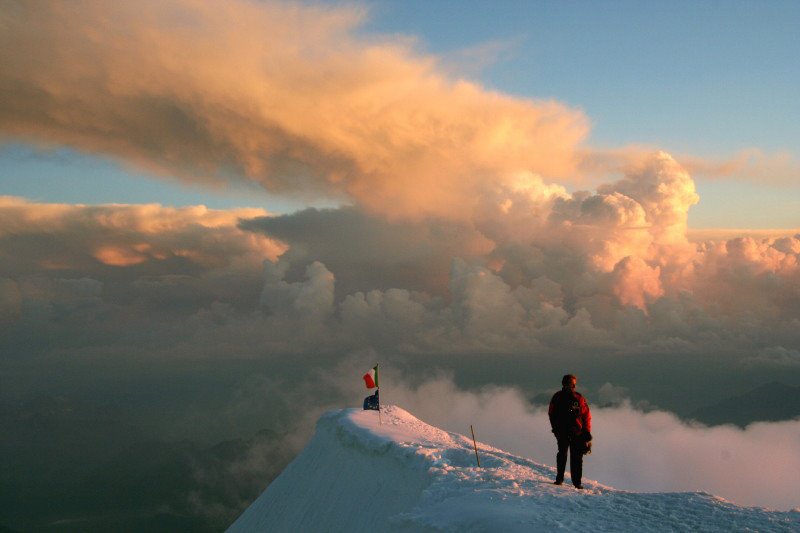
228, 405, 800, 532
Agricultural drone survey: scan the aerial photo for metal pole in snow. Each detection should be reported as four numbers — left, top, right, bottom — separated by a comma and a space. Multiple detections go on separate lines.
376, 364, 382, 425
470, 425, 481, 467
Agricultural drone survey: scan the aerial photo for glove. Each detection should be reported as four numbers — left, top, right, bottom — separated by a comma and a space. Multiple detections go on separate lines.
583, 439, 592, 455
584, 431, 592, 442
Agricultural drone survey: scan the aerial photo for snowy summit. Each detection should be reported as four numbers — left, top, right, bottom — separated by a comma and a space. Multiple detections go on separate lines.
228, 406, 799, 531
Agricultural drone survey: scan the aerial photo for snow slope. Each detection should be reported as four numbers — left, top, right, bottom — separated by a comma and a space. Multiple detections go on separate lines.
228, 405, 800, 532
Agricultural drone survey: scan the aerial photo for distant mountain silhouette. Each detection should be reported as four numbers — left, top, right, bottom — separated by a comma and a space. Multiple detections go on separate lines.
690, 381, 800, 427
528, 392, 554, 406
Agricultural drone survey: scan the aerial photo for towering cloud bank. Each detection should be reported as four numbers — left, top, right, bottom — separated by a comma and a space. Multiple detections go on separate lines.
0, 1, 798, 359
243, 151, 797, 356
1, 167, 797, 358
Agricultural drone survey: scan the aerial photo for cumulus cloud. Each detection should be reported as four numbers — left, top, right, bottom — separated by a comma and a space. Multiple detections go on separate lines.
581, 146, 800, 189
0, 0, 587, 221
245, 151, 795, 355
0, 197, 288, 352
2, 2, 795, 360
2, 152, 798, 358
240, 206, 494, 298
0, 196, 284, 276
261, 260, 334, 325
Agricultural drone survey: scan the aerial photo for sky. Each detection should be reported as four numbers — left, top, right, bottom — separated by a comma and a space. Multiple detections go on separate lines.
1, 0, 798, 227
1, 0, 799, 530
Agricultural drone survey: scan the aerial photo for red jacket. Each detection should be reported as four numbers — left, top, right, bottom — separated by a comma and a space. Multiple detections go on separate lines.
548, 389, 591, 435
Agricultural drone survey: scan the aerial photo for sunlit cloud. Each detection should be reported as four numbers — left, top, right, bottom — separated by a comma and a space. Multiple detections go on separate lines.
680, 149, 800, 186
687, 228, 800, 242
0, 196, 285, 275
0, 0, 587, 221
2, 168, 797, 358
581, 146, 800, 190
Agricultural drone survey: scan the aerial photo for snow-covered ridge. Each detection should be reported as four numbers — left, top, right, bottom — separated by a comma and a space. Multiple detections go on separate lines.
228, 406, 799, 532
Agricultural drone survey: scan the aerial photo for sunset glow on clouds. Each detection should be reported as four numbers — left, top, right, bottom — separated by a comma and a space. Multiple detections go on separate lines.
1, 1, 799, 522
0, 1, 798, 356
2, 178, 797, 357
0, 0, 586, 220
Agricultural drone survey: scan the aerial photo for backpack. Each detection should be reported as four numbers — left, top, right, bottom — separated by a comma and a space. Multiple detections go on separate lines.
552, 391, 582, 432
363, 390, 380, 411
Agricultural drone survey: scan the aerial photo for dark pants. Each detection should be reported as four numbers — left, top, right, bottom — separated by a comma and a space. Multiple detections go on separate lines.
555, 433, 583, 486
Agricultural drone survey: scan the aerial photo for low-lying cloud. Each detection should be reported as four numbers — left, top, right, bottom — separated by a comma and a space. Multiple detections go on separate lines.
386, 377, 800, 511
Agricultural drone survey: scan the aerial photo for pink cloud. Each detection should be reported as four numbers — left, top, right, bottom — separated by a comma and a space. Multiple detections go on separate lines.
0, 0, 587, 221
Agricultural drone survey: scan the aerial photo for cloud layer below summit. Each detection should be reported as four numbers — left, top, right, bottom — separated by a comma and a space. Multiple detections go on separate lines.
0, 0, 797, 361
2, 182, 798, 359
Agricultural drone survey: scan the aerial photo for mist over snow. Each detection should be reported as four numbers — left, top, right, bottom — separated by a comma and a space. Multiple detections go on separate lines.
384, 377, 800, 511
229, 406, 800, 531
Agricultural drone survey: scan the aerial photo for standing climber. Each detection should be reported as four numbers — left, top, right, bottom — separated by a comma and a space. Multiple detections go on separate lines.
548, 374, 592, 489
